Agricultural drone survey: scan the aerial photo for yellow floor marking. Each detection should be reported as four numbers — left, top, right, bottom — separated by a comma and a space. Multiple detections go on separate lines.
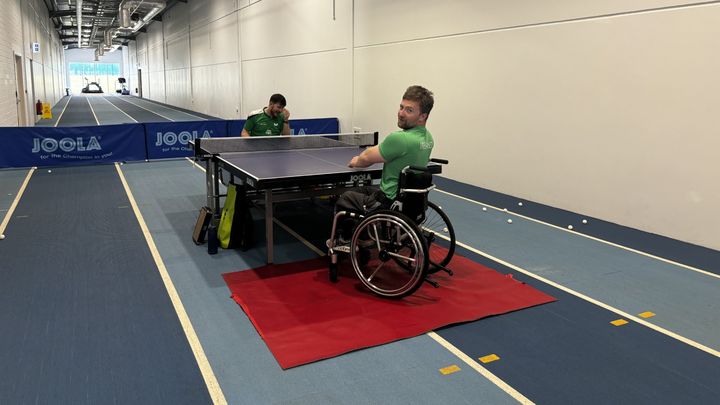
428, 332, 534, 404
115, 163, 227, 405
639, 311, 656, 318
429, 233, 720, 358
479, 354, 500, 364
611, 319, 629, 326
0, 168, 35, 235
439, 364, 461, 375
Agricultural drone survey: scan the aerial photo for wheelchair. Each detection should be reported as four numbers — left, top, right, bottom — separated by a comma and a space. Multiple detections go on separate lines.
327, 159, 456, 298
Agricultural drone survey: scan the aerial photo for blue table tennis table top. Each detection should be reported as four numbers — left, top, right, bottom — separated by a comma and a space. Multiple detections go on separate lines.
216, 146, 384, 189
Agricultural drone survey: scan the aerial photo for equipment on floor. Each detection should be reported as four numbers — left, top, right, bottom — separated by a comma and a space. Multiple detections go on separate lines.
81, 77, 104, 94
116, 77, 130, 95
192, 206, 213, 245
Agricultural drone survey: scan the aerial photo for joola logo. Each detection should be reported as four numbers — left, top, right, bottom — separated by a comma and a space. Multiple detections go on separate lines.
32, 137, 102, 153
155, 130, 212, 146
350, 173, 372, 182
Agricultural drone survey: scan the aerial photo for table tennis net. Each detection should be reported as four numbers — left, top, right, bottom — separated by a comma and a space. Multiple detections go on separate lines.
194, 132, 377, 155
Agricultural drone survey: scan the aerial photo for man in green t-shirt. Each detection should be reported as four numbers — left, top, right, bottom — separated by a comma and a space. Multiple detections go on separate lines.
241, 93, 291, 137
335, 85, 435, 236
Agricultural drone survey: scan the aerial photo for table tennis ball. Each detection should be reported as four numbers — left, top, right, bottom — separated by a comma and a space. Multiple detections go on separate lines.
518, 202, 523, 206
443, 227, 449, 233
507, 219, 513, 224
48, 170, 52, 173
503, 208, 508, 212
582, 219, 588, 224
567, 225, 573, 230
482, 207, 487, 211
0, 234, 5, 240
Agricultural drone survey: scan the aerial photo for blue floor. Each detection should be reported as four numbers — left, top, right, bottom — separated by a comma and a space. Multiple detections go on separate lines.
0, 159, 720, 404
2, 135, 718, 403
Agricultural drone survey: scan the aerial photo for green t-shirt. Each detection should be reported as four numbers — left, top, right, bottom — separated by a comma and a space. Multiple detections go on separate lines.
243, 108, 286, 136
378, 126, 434, 199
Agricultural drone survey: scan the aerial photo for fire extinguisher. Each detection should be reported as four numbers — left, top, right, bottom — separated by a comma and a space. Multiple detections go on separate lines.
36, 100, 42, 115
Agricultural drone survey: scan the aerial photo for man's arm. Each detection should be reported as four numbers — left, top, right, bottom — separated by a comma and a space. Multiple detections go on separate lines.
242, 117, 254, 137
348, 145, 385, 168
281, 108, 291, 135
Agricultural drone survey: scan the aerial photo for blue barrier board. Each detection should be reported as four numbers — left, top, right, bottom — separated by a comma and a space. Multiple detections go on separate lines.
0, 124, 146, 168
145, 120, 229, 159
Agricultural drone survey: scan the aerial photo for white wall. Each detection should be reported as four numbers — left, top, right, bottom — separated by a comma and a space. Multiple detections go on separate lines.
0, 0, 65, 126
119, 0, 718, 250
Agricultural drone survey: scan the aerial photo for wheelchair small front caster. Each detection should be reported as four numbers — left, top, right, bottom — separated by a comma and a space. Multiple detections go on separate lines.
329, 259, 338, 283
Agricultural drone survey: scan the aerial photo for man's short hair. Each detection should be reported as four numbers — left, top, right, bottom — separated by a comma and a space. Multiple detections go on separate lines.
403, 85, 434, 116
269, 93, 287, 107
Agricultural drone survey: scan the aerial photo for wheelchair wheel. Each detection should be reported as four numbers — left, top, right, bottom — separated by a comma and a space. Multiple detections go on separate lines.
350, 210, 429, 298
420, 201, 456, 272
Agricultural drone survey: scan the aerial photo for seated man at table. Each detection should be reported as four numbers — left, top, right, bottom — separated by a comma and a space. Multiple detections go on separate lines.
241, 93, 291, 137
335, 85, 435, 242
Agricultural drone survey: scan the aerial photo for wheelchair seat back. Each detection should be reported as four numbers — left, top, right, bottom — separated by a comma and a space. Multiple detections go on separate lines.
397, 168, 433, 223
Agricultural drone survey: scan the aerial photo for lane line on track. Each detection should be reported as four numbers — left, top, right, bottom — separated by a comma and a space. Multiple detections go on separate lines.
428, 332, 534, 404
431, 230, 720, 358
100, 96, 139, 122
53, 96, 72, 127
435, 188, 718, 279
132, 97, 208, 120
0, 168, 35, 235
115, 162, 228, 405
87, 96, 100, 125
114, 96, 177, 121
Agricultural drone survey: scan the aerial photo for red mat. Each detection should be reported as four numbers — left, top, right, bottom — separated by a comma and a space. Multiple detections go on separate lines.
223, 250, 556, 369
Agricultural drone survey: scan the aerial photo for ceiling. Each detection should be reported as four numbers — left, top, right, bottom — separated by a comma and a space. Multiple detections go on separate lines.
41, 0, 185, 49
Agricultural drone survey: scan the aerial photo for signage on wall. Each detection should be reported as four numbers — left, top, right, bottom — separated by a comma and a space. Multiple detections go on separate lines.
32, 42, 40, 53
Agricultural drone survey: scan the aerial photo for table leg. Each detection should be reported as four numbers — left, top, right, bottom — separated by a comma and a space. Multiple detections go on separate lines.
265, 189, 273, 263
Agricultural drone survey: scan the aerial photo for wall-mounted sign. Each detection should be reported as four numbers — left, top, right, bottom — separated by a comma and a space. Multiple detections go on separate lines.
32, 42, 40, 53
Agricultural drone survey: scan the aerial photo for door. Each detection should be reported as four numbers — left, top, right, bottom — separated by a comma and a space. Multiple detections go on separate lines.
137, 68, 142, 98
14, 54, 27, 126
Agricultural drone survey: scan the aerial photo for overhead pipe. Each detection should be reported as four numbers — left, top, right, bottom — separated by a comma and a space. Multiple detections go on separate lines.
104, 28, 114, 45
76, 0, 83, 47
118, 0, 166, 32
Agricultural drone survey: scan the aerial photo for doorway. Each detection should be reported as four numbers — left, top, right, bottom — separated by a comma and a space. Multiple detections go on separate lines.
14, 54, 27, 126
137, 68, 143, 98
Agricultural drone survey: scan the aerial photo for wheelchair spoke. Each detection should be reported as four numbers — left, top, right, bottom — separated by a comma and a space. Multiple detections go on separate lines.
366, 261, 386, 282
371, 223, 382, 250
386, 251, 416, 264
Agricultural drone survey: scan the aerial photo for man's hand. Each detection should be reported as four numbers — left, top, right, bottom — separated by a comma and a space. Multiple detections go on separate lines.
348, 156, 360, 167
282, 108, 290, 121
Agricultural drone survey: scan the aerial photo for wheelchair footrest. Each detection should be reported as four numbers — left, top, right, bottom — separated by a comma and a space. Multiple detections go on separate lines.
331, 245, 352, 254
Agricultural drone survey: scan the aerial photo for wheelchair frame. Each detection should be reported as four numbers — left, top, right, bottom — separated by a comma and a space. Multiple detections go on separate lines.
327, 159, 455, 298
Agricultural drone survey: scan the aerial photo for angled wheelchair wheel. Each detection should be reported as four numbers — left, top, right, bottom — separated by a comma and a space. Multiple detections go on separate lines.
350, 210, 429, 298
421, 201, 456, 272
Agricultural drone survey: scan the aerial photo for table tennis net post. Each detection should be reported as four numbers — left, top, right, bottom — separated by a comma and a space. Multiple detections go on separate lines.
193, 132, 378, 155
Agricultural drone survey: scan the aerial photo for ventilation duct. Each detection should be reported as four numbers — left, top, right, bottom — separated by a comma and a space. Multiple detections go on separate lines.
118, 0, 166, 32
77, 0, 83, 47
104, 29, 114, 46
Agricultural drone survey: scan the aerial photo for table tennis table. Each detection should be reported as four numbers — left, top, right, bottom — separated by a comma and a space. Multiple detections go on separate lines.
192, 132, 383, 263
